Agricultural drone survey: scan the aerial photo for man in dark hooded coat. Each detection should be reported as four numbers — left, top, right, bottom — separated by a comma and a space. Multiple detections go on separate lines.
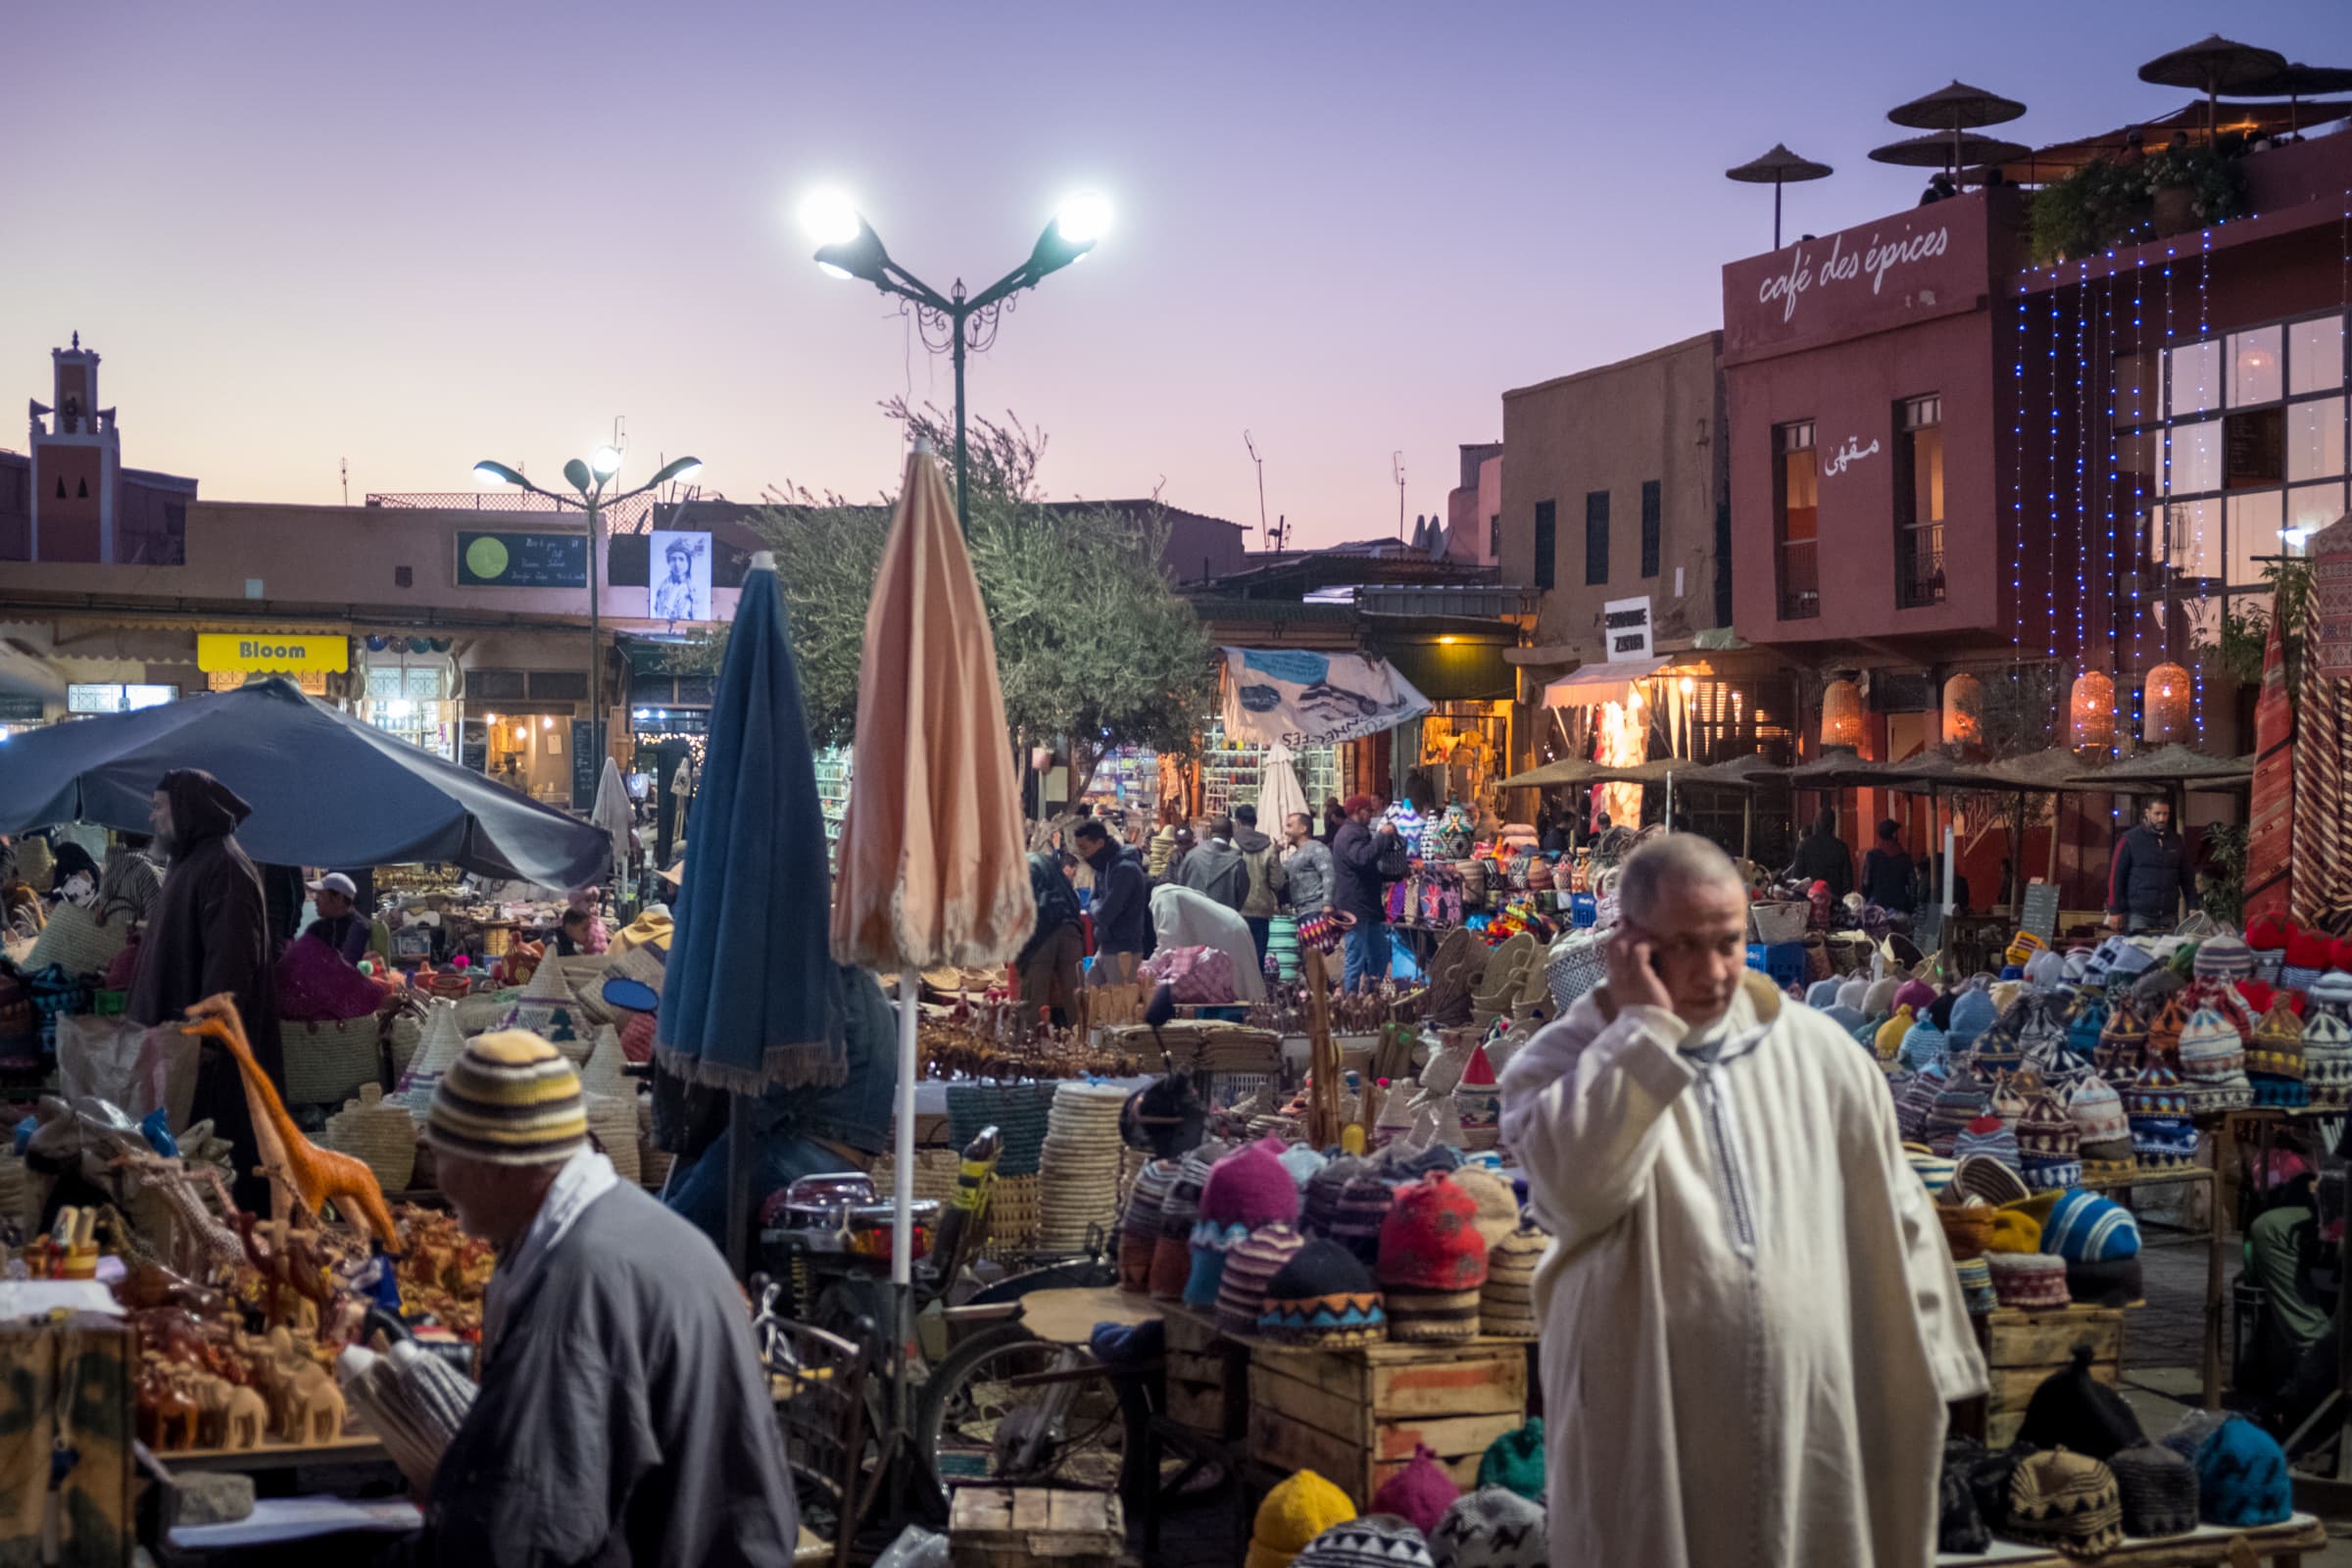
125, 769, 285, 1211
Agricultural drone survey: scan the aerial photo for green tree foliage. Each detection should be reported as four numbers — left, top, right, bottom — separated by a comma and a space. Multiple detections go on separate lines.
676, 401, 1215, 778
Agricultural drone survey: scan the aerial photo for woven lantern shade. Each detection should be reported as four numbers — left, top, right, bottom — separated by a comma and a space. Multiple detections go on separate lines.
1943, 673, 1985, 748
2143, 662, 2192, 744
1820, 678, 1865, 750
2069, 672, 2117, 754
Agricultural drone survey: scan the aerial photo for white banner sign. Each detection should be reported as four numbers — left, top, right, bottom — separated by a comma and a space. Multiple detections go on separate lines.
1602, 596, 1653, 662
648, 530, 711, 625
1219, 648, 1432, 749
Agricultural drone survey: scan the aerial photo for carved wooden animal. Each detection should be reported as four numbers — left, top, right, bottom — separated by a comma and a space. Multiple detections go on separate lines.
180, 994, 400, 1250
296, 1368, 346, 1444
116, 1261, 224, 1318
111, 1151, 244, 1270
137, 1368, 201, 1451
222, 1384, 268, 1450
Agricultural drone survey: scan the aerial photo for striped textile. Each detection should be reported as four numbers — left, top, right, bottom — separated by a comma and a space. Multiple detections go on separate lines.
424, 1029, 589, 1165
2247, 609, 2295, 924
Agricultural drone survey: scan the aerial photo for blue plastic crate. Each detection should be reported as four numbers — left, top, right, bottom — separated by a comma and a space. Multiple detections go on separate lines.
1761, 941, 1807, 987
1746, 943, 1770, 972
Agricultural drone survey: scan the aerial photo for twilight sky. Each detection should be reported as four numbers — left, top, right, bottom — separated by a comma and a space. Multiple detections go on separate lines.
7, 1, 2347, 549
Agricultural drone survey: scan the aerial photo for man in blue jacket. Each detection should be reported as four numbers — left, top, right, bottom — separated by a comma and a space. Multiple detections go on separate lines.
1076, 819, 1151, 976
2106, 798, 2200, 933
1330, 795, 1403, 993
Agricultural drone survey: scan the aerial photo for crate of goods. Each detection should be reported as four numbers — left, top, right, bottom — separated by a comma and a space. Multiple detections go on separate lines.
948, 1487, 1123, 1568
1247, 1339, 1529, 1508
0, 1310, 135, 1565
1164, 1303, 1248, 1440
1980, 1306, 2126, 1448
1743, 942, 1806, 988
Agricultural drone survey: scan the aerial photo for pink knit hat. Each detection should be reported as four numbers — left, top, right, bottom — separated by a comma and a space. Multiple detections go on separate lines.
1370, 1445, 1460, 1537
1200, 1135, 1302, 1231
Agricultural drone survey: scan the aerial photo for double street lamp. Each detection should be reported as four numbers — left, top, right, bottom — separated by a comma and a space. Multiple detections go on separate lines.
470, 448, 704, 774
798, 189, 1111, 535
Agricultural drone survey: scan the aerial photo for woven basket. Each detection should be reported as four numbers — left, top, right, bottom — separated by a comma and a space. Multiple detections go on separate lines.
588, 1095, 641, 1184
639, 1141, 674, 1192
283, 1014, 385, 1105
326, 1084, 417, 1192
24, 902, 130, 984
387, 1014, 423, 1078
1749, 902, 1810, 945
454, 990, 514, 1036
1546, 939, 1609, 1012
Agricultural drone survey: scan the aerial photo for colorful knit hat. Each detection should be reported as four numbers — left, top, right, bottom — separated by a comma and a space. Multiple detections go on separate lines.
1247, 1470, 1358, 1568
1954, 1113, 2021, 1170
1896, 1063, 1948, 1142
1304, 1154, 1369, 1238
1218, 1223, 1308, 1339
1281, 1143, 1331, 1191
1333, 1168, 1400, 1268
2041, 1190, 2142, 1262
1908, 1145, 1958, 1200
2181, 977, 2255, 1041
1949, 989, 1999, 1050
2146, 994, 2189, 1062
2193, 935, 2254, 981
1259, 1238, 1386, 1347
2305, 1010, 2352, 1108
1451, 1045, 1499, 1151
2094, 998, 2149, 1078
2006, 1449, 2124, 1558
1927, 1072, 1993, 1156
1863, 977, 1899, 1017
2064, 1000, 2108, 1062
2067, 1078, 2135, 1179
2249, 997, 2306, 1080
1973, 1004, 2027, 1075
1894, 978, 1936, 1012
2127, 1061, 2198, 1169
2194, 1417, 2292, 1528
2024, 949, 2067, 990
1372, 1447, 1460, 1538
2309, 969, 2352, 1021
1203, 1137, 1305, 1231
1876, 1004, 1916, 1063
1294, 1516, 1436, 1568
1378, 1173, 1488, 1342
1429, 1488, 1546, 1568
1481, 1218, 1546, 1340
1952, 1254, 1996, 1314
1985, 1208, 2045, 1255
2108, 1443, 2198, 1539
1152, 1141, 1229, 1299
2016, 1091, 2082, 1192
1952, 1152, 2032, 1209
423, 1029, 589, 1166
1451, 1166, 1520, 1252
1476, 1419, 1544, 1502
1899, 1018, 1949, 1074
1121, 1158, 1178, 1291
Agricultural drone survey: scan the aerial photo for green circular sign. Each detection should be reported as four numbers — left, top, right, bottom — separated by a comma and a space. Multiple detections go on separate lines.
466, 536, 511, 579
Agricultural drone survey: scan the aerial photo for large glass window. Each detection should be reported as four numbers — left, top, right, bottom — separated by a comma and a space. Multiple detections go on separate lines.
1894, 395, 1945, 609
1774, 420, 1819, 620
2122, 309, 2350, 612
366, 664, 455, 759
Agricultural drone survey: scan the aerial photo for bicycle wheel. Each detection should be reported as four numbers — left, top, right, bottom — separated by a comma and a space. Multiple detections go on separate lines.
913, 1323, 1130, 1493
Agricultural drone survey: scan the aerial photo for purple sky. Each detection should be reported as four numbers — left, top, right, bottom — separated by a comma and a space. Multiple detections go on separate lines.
8, 2, 2346, 549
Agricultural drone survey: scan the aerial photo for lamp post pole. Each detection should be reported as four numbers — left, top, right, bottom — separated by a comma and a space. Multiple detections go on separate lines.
586, 487, 604, 762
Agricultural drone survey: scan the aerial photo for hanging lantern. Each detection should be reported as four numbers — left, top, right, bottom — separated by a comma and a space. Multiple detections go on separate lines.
1942, 673, 1985, 749
2142, 662, 2192, 745
2069, 671, 2116, 754
1820, 678, 1864, 751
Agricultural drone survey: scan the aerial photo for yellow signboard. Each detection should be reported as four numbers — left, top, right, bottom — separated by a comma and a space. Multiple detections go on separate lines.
196, 633, 348, 675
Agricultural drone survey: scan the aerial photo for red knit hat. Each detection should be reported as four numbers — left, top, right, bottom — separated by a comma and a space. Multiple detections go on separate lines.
1200, 1136, 1303, 1231
1377, 1173, 1488, 1293
2286, 931, 2333, 970
2247, 914, 2295, 953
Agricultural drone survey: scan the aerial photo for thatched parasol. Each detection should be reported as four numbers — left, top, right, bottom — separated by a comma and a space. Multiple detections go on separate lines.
2138, 34, 2290, 137
1726, 143, 1834, 249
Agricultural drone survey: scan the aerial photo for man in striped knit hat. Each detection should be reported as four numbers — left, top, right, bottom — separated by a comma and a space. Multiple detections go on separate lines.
416, 1030, 799, 1565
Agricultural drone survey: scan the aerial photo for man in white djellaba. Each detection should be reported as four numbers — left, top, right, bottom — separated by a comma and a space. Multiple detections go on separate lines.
1499, 833, 1984, 1567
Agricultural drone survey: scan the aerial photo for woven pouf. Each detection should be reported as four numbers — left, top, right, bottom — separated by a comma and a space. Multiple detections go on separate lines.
1036, 1081, 1131, 1252
283, 1014, 385, 1106
588, 1094, 641, 1184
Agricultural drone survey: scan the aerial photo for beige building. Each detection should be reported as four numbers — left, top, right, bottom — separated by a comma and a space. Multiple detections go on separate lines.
1497, 330, 1727, 658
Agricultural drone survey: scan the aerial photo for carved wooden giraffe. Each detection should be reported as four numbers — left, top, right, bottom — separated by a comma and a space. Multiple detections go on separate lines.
180, 994, 400, 1250
110, 1152, 245, 1271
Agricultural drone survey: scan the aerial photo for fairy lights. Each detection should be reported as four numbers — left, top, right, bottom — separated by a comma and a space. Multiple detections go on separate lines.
2074, 258, 2091, 678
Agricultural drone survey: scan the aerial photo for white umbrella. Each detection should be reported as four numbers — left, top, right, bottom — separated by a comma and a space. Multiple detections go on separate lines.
590, 756, 634, 889
1257, 744, 1309, 834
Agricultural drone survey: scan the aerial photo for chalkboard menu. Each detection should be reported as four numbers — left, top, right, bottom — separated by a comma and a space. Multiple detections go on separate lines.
457, 531, 588, 589
571, 719, 599, 808
0, 696, 45, 721
2022, 882, 2060, 943
461, 720, 489, 773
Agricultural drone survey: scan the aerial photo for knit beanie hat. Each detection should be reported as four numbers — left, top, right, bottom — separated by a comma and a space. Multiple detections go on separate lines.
2018, 1347, 2145, 1459
1985, 1208, 2045, 1255
1927, 1072, 1993, 1156
1895, 978, 1937, 1012
1152, 1141, 1229, 1299
2146, 994, 2188, 1062
1896, 1062, 1948, 1142
2024, 949, 2067, 990
1476, 1419, 1544, 1502
2067, 1256, 2146, 1307
2108, 1443, 2198, 1539
1282, 1143, 1331, 1192
2016, 1092, 2082, 1192
2006, 1449, 2125, 1558
2193, 935, 2254, 981
1450, 1045, 1500, 1150
1937, 1439, 1991, 1554
1305, 1154, 1369, 1238
1333, 1168, 1400, 1268
1372, 1447, 1460, 1539
2041, 1190, 2142, 1262
2161, 1408, 2233, 1464
2193, 1417, 2292, 1528
1864, 977, 1899, 1017
1952, 1254, 1997, 1314
1204, 1137, 1305, 1230
1259, 1238, 1386, 1348
1804, 978, 1842, 1009
424, 1030, 589, 1165
1294, 1516, 1436, 1568
1121, 1158, 1178, 1291
2309, 969, 2352, 1020
1876, 1004, 1917, 1063
2178, 1007, 2246, 1081
1898, 1017, 1949, 1074
1908, 1146, 1958, 1200
2066, 1073, 2131, 1152
1378, 1173, 1488, 1342
2305, 1010, 2352, 1108
1481, 1219, 1546, 1340
1989, 1250, 2067, 1308
1949, 989, 1999, 1050
1429, 1488, 1545, 1568
1248, 1470, 1358, 1568
2249, 996, 2306, 1078
1451, 1166, 1519, 1252
1219, 1223, 1308, 1339
2064, 1000, 2107, 1062
1973, 1004, 2027, 1075
2183, 977, 2256, 1040
2095, 997, 2149, 1077
1954, 1113, 2021, 1171
1952, 1153, 2031, 1209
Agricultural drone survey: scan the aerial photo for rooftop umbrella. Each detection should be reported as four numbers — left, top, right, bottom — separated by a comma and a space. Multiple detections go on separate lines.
1887, 81, 2028, 179
830, 442, 1032, 1446
2139, 34, 2290, 138
1676, 753, 1790, 790
0, 676, 608, 886
1496, 757, 1675, 790
1869, 132, 2033, 172
1725, 143, 1834, 249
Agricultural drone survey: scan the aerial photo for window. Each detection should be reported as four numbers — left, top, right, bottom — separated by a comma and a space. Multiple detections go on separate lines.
1533, 501, 1556, 591
367, 665, 454, 759
2121, 309, 2351, 605
1489, 514, 1501, 559
1773, 420, 1819, 619
1584, 491, 1610, 586
1894, 396, 1945, 608
1640, 480, 1661, 579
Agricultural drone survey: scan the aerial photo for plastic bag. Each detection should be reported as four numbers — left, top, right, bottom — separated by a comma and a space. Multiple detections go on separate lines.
872, 1525, 949, 1568
57, 1014, 199, 1132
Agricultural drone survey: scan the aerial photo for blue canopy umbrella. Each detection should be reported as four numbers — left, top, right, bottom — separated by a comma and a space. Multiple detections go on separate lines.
0, 677, 609, 886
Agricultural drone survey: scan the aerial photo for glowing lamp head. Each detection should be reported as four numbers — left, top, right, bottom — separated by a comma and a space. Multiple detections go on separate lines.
798, 188, 864, 248
590, 445, 622, 479
1052, 190, 1113, 247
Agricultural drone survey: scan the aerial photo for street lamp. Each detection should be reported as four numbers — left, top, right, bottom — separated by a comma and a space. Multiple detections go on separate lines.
799, 188, 1111, 535
469, 451, 704, 782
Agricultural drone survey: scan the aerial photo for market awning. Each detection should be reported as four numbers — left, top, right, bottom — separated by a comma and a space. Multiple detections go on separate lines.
1542, 657, 1673, 708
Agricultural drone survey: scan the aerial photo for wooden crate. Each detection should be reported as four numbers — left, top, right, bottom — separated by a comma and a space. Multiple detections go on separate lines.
948, 1487, 1124, 1568
1980, 1305, 2126, 1448
1246, 1338, 1530, 1508
1163, 1304, 1249, 1440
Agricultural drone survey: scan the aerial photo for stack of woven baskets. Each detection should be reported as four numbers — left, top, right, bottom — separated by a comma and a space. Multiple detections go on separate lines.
579, 1025, 640, 1183
326, 1084, 417, 1193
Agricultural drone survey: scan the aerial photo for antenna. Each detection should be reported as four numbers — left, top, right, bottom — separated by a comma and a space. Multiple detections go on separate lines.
1392, 452, 1406, 540
1271, 512, 1289, 554
339, 458, 348, 507
1244, 430, 1268, 543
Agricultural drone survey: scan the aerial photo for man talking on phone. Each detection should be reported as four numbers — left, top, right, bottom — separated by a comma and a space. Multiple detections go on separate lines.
1498, 834, 1983, 1567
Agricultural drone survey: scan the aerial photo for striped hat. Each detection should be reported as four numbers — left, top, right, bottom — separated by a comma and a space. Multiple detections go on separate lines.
2043, 1190, 2142, 1262
1217, 1223, 1307, 1340
2178, 1007, 2244, 1081
2248, 999, 2306, 1082
2304, 1012, 2352, 1106
1907, 1145, 1957, 1200
2308, 970, 2352, 1020
1952, 1254, 1997, 1314
424, 1029, 589, 1166
2094, 998, 2149, 1078
2192, 936, 2254, 981
1481, 1219, 1547, 1340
